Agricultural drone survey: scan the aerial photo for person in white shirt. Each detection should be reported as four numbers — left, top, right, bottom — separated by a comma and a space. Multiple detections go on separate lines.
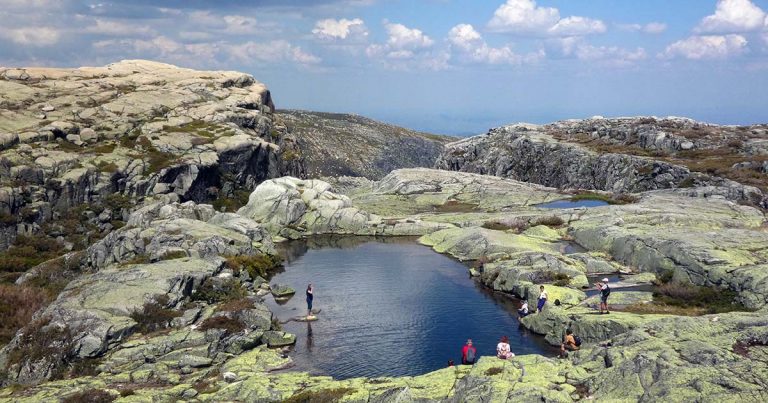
537, 285, 548, 312
496, 335, 514, 359
518, 300, 530, 317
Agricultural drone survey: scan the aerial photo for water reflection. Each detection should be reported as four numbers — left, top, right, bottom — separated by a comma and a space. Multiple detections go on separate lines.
267, 236, 557, 379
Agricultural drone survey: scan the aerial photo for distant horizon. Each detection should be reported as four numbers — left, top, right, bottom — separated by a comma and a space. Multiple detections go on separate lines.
4, 0, 768, 136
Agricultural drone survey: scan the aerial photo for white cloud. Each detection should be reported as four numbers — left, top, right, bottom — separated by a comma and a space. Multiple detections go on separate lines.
384, 22, 434, 50
618, 22, 667, 34
365, 22, 447, 70
696, 0, 766, 33
0, 27, 60, 46
487, 0, 605, 37
228, 40, 321, 65
187, 11, 272, 36
548, 16, 606, 36
553, 36, 646, 64
448, 23, 543, 65
312, 18, 368, 40
661, 34, 748, 59
83, 19, 157, 37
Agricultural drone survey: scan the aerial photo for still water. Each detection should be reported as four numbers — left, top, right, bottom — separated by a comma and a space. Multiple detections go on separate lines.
267, 237, 556, 380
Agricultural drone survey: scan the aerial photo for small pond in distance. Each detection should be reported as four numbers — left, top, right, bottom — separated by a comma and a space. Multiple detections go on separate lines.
535, 199, 609, 209
268, 236, 556, 380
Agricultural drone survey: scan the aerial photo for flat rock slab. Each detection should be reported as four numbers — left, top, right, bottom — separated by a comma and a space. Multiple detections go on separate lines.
271, 284, 296, 298
263, 331, 297, 347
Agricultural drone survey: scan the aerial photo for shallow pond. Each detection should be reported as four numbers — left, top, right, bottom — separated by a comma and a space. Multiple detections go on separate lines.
268, 236, 556, 379
536, 199, 609, 209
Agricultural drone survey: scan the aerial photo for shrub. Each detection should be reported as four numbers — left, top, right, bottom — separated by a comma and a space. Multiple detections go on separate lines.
225, 254, 283, 279
532, 215, 565, 228
0, 285, 52, 345
652, 281, 751, 314
5, 316, 78, 378
192, 278, 247, 304
62, 389, 115, 403
211, 190, 252, 212
159, 250, 187, 261
103, 194, 132, 212
198, 315, 247, 334
0, 212, 16, 226
678, 177, 696, 188
192, 378, 220, 395
0, 235, 66, 274
129, 295, 181, 334
215, 297, 254, 312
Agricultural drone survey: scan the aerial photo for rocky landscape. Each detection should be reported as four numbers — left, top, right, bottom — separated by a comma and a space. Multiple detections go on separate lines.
277, 110, 452, 179
0, 61, 767, 402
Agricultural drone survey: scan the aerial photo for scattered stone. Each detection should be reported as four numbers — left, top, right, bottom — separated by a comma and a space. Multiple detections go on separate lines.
262, 331, 297, 347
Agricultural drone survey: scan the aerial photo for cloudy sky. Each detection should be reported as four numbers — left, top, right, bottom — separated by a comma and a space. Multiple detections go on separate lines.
2, 0, 768, 134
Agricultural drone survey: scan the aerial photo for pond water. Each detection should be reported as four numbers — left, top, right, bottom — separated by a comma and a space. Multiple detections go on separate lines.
268, 236, 556, 380
535, 199, 609, 209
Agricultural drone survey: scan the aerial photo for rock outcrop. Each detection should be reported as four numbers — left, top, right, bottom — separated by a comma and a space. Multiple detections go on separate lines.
435, 117, 766, 207
278, 110, 454, 179
0, 60, 304, 250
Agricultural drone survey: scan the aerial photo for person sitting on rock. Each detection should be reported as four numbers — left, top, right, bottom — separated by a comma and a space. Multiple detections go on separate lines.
461, 339, 477, 365
496, 336, 515, 359
560, 329, 580, 358
537, 285, 548, 312
518, 300, 530, 317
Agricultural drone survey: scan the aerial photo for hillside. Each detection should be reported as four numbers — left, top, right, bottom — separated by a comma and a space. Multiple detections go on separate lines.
436, 116, 768, 208
278, 109, 454, 179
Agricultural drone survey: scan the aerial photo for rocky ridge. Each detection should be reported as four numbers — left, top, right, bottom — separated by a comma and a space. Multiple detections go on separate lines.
278, 109, 453, 179
0, 60, 303, 252
435, 117, 767, 207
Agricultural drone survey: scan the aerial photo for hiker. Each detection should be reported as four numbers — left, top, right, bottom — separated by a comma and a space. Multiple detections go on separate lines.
461, 339, 477, 365
306, 284, 314, 318
447, 359, 454, 367
537, 285, 548, 312
596, 278, 611, 314
496, 336, 514, 359
518, 300, 530, 317
560, 329, 581, 358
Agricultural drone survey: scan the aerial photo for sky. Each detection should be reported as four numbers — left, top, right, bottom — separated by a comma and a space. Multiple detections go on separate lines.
2, 0, 768, 135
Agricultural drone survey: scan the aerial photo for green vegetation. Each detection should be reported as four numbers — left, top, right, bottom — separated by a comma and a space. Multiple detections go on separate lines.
225, 254, 283, 279
198, 315, 247, 334
0, 235, 66, 281
129, 294, 182, 334
192, 278, 247, 304
62, 389, 115, 403
215, 297, 254, 313
212, 190, 252, 212
159, 250, 187, 261
95, 161, 119, 173
532, 215, 565, 228
283, 388, 355, 403
0, 285, 52, 345
5, 316, 77, 377
434, 200, 479, 213
623, 280, 752, 316
281, 149, 300, 161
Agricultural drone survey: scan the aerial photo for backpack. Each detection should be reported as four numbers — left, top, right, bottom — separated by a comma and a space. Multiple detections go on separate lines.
466, 347, 476, 363
574, 336, 583, 347
603, 285, 611, 297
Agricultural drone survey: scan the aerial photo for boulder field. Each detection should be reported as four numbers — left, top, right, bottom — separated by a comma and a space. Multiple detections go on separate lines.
1, 168, 767, 402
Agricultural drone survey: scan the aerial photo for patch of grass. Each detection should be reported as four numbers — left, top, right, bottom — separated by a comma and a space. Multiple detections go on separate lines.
571, 192, 637, 205
198, 315, 247, 334
129, 294, 181, 334
103, 193, 132, 212
225, 254, 283, 279
678, 177, 696, 188
122, 254, 151, 266
624, 281, 753, 316
192, 378, 220, 395
91, 143, 116, 154
283, 388, 355, 403
62, 389, 115, 403
5, 316, 77, 376
281, 149, 301, 161
485, 367, 504, 376
0, 235, 66, 275
95, 161, 119, 173
0, 212, 16, 226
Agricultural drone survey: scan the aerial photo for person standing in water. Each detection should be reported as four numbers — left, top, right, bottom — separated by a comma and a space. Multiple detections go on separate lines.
306, 284, 314, 318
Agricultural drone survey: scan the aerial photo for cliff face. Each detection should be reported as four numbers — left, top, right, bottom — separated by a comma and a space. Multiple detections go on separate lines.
435, 117, 767, 207
278, 109, 453, 179
0, 60, 304, 251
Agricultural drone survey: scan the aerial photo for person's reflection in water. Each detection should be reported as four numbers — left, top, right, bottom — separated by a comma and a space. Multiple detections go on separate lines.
306, 321, 314, 352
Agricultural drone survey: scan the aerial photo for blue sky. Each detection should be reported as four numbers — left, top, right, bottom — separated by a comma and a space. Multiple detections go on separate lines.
2, 0, 768, 134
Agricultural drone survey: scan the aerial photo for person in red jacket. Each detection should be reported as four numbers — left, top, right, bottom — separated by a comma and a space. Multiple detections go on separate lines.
461, 339, 477, 365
